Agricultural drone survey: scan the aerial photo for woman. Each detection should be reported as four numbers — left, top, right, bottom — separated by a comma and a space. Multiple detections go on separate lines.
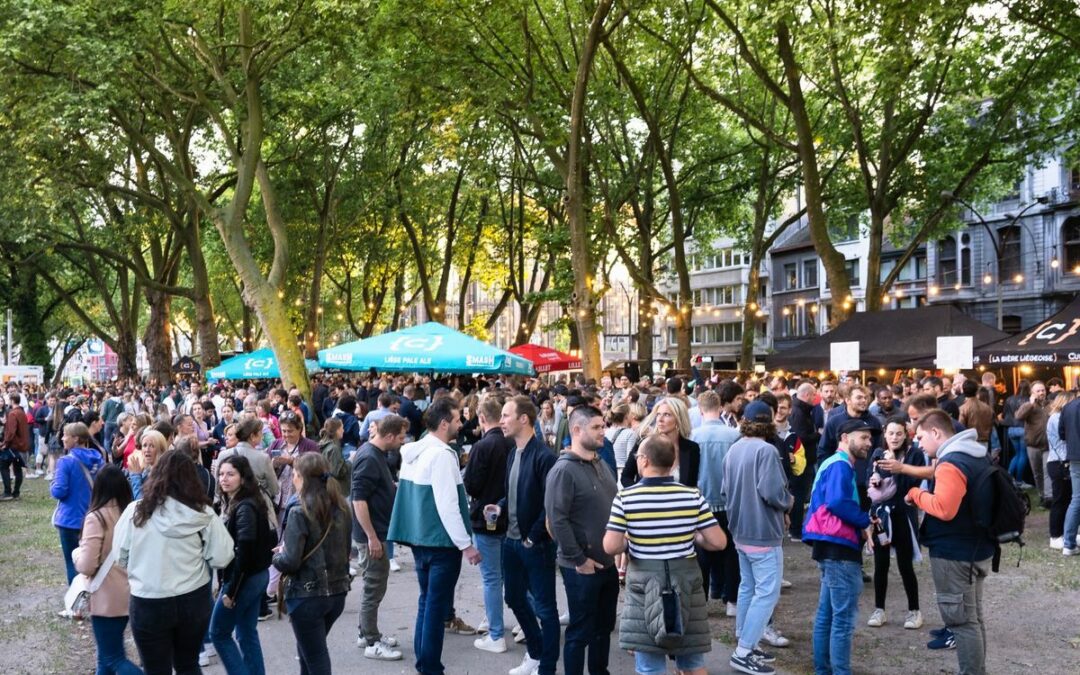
113, 450, 234, 675
210, 456, 274, 675
126, 430, 168, 500
111, 413, 133, 465
269, 413, 320, 514
318, 418, 349, 498
272, 453, 352, 674
121, 414, 154, 469
191, 404, 216, 470
620, 397, 700, 489
538, 399, 557, 449
1004, 380, 1032, 483
257, 400, 281, 443
605, 403, 639, 474
52, 422, 106, 585
213, 404, 237, 449
866, 418, 927, 630
73, 466, 142, 675
1047, 392, 1076, 549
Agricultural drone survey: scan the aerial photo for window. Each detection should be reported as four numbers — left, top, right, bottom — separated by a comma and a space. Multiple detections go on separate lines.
1002, 314, 1022, 334
784, 263, 798, 290
831, 214, 860, 242
879, 259, 896, 283
805, 306, 818, 335
915, 254, 927, 280
999, 226, 1022, 280
846, 259, 861, 287
783, 307, 798, 337
803, 260, 818, 287
1062, 217, 1080, 271
938, 237, 958, 286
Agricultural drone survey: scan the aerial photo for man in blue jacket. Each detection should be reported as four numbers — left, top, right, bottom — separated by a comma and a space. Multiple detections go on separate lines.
499, 395, 559, 675
1058, 396, 1080, 554
803, 418, 873, 675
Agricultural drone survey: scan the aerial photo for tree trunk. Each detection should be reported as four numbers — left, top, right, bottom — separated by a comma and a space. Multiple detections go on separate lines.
864, 208, 886, 310
636, 295, 654, 374
10, 264, 51, 373
143, 288, 173, 383
390, 271, 405, 332
185, 219, 221, 367
740, 264, 761, 370
304, 214, 331, 358
115, 328, 140, 380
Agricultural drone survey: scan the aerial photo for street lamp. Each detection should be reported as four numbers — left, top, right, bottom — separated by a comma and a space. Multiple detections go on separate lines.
941, 191, 1048, 331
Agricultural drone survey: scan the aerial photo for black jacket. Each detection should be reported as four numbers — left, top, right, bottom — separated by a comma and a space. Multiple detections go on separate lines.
790, 397, 820, 466
272, 501, 352, 601
463, 428, 512, 534
621, 435, 701, 489
1059, 397, 1080, 462
499, 434, 557, 544
221, 498, 274, 598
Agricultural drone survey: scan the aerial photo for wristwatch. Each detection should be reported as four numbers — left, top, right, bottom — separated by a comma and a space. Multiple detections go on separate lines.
523, 537, 534, 548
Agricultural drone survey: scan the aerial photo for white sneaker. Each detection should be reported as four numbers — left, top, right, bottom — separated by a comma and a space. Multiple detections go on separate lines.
364, 641, 403, 661
477, 619, 489, 634
512, 624, 526, 643
762, 625, 790, 647
904, 610, 924, 630
1050, 537, 1064, 550
203, 643, 217, 658
509, 654, 541, 675
357, 635, 399, 648
474, 635, 508, 653
867, 608, 886, 627
726, 602, 738, 618
198, 651, 211, 667
780, 578, 792, 589
389, 558, 401, 572
559, 611, 569, 626
1065, 547, 1080, 557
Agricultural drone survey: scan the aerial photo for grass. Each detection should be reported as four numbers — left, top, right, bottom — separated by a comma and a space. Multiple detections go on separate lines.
0, 477, 95, 674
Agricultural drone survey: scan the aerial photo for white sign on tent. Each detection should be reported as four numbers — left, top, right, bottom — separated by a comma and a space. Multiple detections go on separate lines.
936, 336, 973, 370
830, 341, 860, 371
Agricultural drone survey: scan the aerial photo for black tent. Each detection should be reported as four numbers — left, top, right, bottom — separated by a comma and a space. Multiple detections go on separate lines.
765, 305, 1007, 371
974, 295, 1080, 366
172, 356, 202, 374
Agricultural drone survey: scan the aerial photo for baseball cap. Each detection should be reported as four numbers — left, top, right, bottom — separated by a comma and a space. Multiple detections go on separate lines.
839, 418, 874, 435
742, 400, 774, 423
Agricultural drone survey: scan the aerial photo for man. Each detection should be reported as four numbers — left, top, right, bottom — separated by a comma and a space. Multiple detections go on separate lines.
545, 406, 619, 675
353, 414, 408, 661
818, 386, 881, 499
803, 419, 874, 675
0, 393, 30, 501
923, 376, 960, 420
462, 395, 513, 654
388, 398, 481, 675
1016, 381, 1050, 505
399, 384, 425, 441
812, 380, 840, 439
721, 400, 793, 675
693, 390, 742, 616
1059, 395, 1080, 555
499, 395, 559, 675
100, 388, 124, 453
868, 386, 897, 426
359, 392, 399, 443
788, 382, 819, 539
958, 380, 994, 449
906, 411, 995, 675
719, 381, 745, 429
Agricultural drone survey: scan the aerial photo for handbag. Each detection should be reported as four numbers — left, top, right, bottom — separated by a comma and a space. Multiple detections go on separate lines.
63, 525, 119, 618
276, 519, 332, 618
657, 560, 685, 647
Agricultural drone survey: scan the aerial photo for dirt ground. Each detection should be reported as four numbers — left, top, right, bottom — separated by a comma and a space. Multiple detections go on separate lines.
3, 478, 1077, 674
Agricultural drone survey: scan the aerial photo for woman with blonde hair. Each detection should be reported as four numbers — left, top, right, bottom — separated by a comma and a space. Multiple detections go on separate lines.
1047, 391, 1077, 549
620, 397, 700, 489
126, 430, 168, 500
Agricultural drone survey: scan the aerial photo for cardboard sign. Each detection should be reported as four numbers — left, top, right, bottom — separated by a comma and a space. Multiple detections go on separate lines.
830, 341, 860, 371
936, 336, 973, 370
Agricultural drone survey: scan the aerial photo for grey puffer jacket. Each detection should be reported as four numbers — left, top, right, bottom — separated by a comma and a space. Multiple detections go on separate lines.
619, 557, 710, 655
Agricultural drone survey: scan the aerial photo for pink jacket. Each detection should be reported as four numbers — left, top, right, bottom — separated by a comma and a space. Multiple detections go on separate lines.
73, 503, 130, 617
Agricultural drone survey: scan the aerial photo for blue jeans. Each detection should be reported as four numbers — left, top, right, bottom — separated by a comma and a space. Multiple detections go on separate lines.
813, 559, 862, 675
412, 546, 463, 675
1063, 464, 1080, 550
91, 615, 143, 675
735, 546, 783, 651
288, 593, 346, 675
1007, 427, 1028, 481
635, 650, 705, 674
210, 568, 269, 675
503, 538, 559, 675
474, 534, 505, 639
58, 526, 81, 585
560, 565, 619, 675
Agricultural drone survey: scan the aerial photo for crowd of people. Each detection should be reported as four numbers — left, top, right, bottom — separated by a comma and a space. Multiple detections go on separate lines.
0, 366, 1077, 675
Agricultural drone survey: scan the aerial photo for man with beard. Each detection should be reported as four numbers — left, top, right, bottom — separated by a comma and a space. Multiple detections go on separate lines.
803, 419, 874, 675
545, 406, 619, 675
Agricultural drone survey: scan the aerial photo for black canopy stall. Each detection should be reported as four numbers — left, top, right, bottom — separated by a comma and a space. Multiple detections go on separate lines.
974, 295, 1080, 366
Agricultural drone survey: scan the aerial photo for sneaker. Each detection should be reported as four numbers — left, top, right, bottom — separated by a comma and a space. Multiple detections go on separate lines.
729, 650, 775, 674
512, 624, 526, 644
474, 635, 508, 653
445, 616, 477, 635
44, 473, 54, 481
867, 608, 886, 627
1050, 537, 1065, 550
0, 494, 13, 502
357, 635, 399, 648
389, 558, 401, 572
559, 611, 569, 626
788, 535, 801, 542
1064, 547, 1080, 557
198, 651, 211, 667
509, 654, 541, 675
751, 647, 776, 663
929, 626, 949, 638
779, 578, 792, 589
726, 602, 738, 618
477, 619, 489, 634
203, 643, 217, 658
364, 641, 403, 661
927, 629, 956, 650
258, 605, 273, 621
761, 625, 790, 648
904, 610, 924, 630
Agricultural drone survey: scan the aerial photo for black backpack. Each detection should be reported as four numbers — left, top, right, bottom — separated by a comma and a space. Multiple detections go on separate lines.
968, 461, 1029, 571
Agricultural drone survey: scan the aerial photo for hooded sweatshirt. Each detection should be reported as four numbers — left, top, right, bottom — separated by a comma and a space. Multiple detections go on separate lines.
387, 433, 473, 550
113, 497, 234, 599
51, 447, 105, 529
544, 452, 618, 569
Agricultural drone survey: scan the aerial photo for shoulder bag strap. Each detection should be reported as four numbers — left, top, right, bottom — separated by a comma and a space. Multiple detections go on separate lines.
301, 518, 333, 563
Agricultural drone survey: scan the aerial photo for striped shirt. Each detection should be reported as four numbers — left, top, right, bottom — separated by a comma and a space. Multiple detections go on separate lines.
606, 476, 717, 560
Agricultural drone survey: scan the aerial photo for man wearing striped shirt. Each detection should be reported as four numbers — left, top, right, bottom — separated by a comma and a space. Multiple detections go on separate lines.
605, 435, 727, 675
